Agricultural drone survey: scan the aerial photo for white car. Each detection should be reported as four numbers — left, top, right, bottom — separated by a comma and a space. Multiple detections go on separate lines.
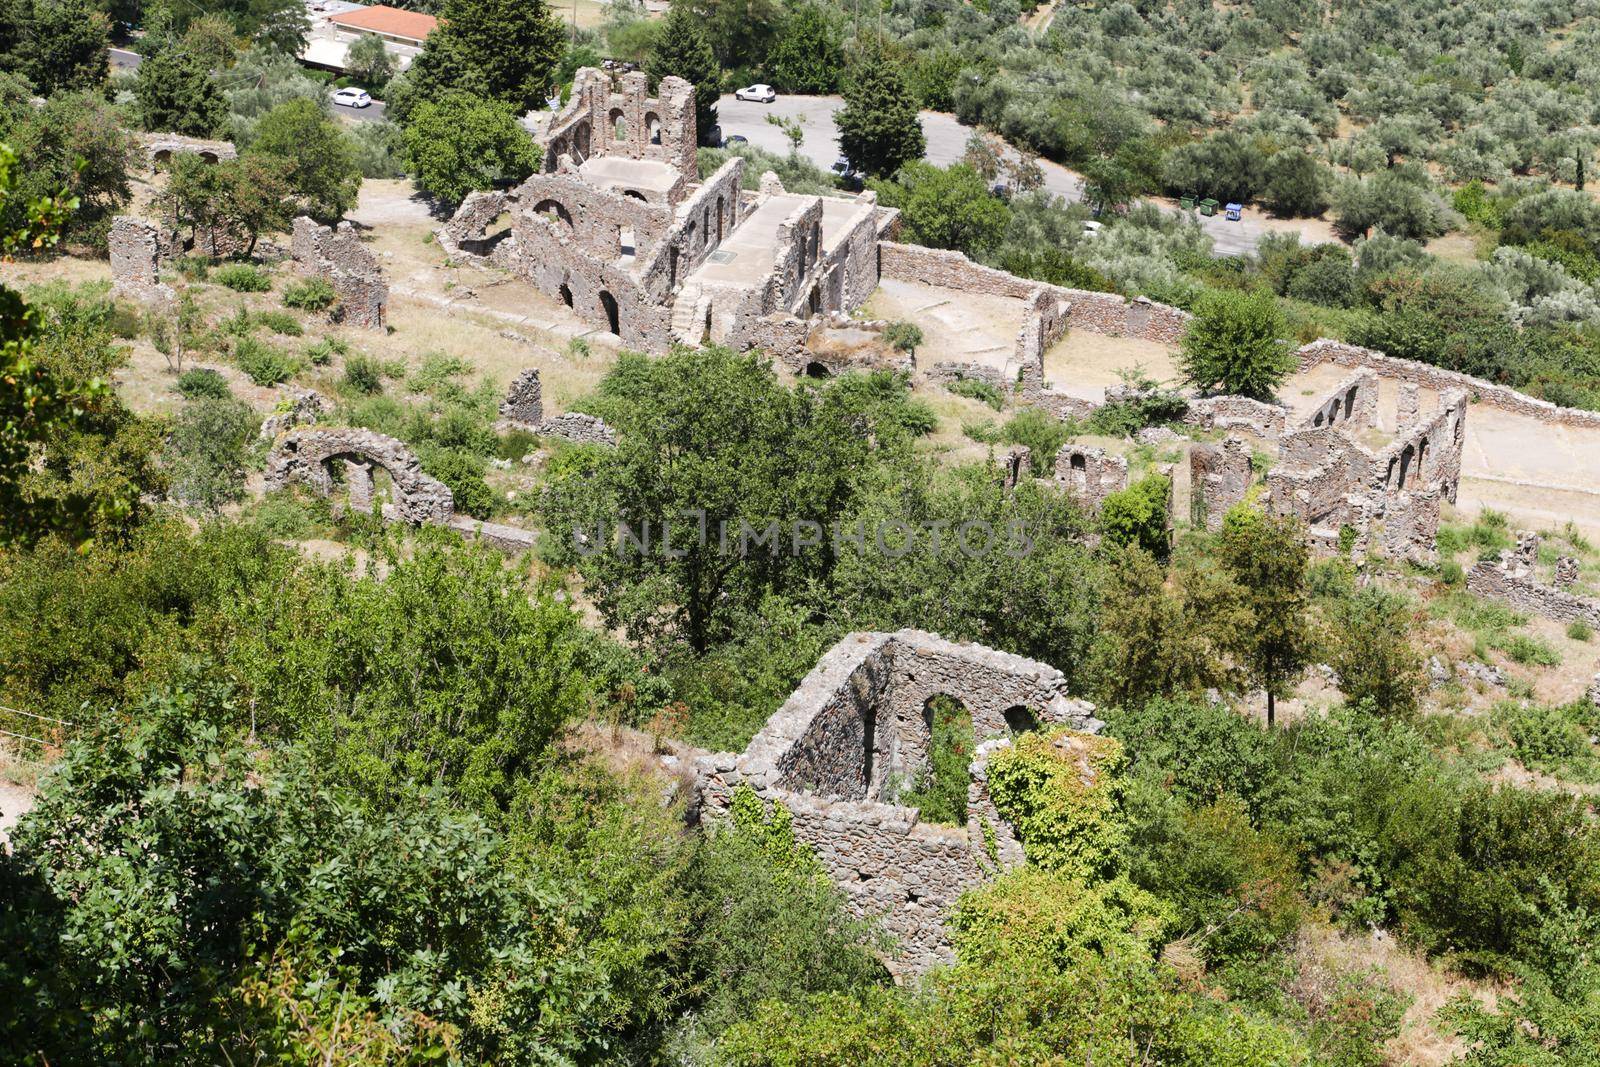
734, 84, 776, 103
333, 87, 373, 108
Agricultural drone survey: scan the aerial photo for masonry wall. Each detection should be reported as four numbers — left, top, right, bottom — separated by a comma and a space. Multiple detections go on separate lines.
877, 242, 1192, 345
291, 217, 388, 329
696, 630, 1101, 974
636, 157, 745, 304
543, 69, 697, 180
108, 216, 167, 301
1468, 554, 1600, 627
1299, 369, 1379, 431
513, 171, 672, 260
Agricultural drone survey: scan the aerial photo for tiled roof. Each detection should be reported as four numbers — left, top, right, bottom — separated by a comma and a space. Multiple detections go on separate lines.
328, 5, 438, 42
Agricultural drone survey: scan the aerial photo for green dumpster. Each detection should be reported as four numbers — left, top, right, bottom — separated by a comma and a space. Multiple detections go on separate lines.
1198, 198, 1219, 217
1179, 195, 1196, 211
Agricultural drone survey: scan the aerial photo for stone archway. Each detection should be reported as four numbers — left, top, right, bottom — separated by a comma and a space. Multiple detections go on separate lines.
533, 199, 573, 227
559, 282, 574, 308
265, 428, 454, 525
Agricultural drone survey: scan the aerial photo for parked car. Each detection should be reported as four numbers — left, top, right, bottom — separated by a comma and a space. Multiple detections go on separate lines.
830, 157, 854, 178
1081, 220, 1104, 236
734, 84, 776, 103
333, 87, 373, 108
722, 134, 748, 148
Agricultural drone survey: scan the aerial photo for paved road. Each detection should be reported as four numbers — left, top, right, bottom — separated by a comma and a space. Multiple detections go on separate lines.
714, 93, 1309, 257
335, 99, 388, 124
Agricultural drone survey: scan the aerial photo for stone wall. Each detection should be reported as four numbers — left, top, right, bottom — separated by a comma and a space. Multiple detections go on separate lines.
1298, 338, 1600, 431
265, 428, 453, 524
291, 217, 388, 329
1184, 395, 1287, 437
141, 132, 237, 168
259, 389, 330, 441
498, 367, 619, 445
696, 629, 1101, 974
435, 190, 512, 259
877, 242, 1192, 345
1190, 434, 1253, 531
515, 170, 673, 261
1014, 287, 1071, 386
108, 216, 171, 303
1298, 369, 1379, 431
542, 68, 698, 181
1468, 533, 1600, 627
1053, 445, 1128, 514
636, 157, 745, 304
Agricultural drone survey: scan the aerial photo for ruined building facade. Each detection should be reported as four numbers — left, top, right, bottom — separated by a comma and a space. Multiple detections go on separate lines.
695, 630, 1102, 975
1265, 369, 1467, 563
438, 67, 898, 359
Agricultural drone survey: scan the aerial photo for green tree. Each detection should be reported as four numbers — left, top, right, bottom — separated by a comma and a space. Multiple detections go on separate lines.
835, 40, 925, 178
402, 93, 539, 206
164, 151, 296, 256
1, 149, 148, 548
1219, 507, 1314, 727
135, 38, 227, 136
1090, 547, 1246, 709
166, 396, 258, 515
406, 0, 563, 115
1178, 288, 1293, 400
1262, 148, 1331, 218
0, 90, 134, 248
1333, 169, 1451, 241
766, 3, 843, 94
344, 31, 394, 92
542, 347, 895, 654
1325, 586, 1425, 718
7, 0, 109, 95
647, 1, 720, 145
250, 98, 362, 221
1098, 473, 1171, 558
870, 161, 1009, 257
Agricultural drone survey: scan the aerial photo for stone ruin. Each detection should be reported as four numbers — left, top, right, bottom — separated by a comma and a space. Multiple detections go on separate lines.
695, 629, 1102, 975
265, 428, 454, 524
140, 132, 237, 169
1265, 371, 1466, 563
997, 445, 1031, 489
1052, 445, 1128, 514
292, 216, 388, 329
498, 367, 618, 446
1190, 434, 1254, 532
1468, 531, 1600, 628
439, 67, 897, 355
258, 389, 330, 441
108, 216, 173, 304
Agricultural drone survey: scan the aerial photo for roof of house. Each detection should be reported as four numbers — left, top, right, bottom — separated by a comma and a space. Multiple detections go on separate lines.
328, 4, 438, 41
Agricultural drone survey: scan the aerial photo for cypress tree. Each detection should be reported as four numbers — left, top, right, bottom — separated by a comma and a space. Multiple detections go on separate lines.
648, 2, 720, 145
835, 40, 925, 177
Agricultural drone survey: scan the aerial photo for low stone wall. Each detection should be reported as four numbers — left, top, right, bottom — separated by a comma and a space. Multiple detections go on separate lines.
926, 361, 1008, 389
1184, 395, 1287, 437
1297, 338, 1600, 431
498, 367, 619, 445
877, 242, 1192, 346
291, 217, 388, 329
1468, 556, 1600, 627
141, 132, 237, 167
436, 190, 511, 259
540, 411, 617, 445
696, 629, 1100, 974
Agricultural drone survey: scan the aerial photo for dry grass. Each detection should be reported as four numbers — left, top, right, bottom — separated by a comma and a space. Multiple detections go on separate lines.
1289, 922, 1502, 1067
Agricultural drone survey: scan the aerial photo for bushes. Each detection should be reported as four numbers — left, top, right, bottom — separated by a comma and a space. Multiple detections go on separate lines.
340, 353, 384, 395
946, 376, 1004, 409
1099, 474, 1173, 558
175, 367, 230, 399
1000, 407, 1073, 475
253, 309, 302, 336
986, 728, 1129, 881
213, 262, 272, 292
282, 277, 336, 311
234, 335, 297, 385
420, 446, 495, 519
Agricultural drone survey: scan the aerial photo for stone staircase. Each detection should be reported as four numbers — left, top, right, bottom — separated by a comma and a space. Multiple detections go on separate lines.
670, 284, 711, 345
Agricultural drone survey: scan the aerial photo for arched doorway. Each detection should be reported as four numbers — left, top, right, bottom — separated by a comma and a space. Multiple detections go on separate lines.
646, 112, 662, 144
803, 361, 831, 379
898, 696, 973, 826
1003, 705, 1040, 735
558, 282, 574, 308
533, 199, 573, 227
598, 290, 620, 336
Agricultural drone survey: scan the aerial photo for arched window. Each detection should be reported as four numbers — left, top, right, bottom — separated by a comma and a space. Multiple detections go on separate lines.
610, 109, 628, 142
598, 290, 620, 336
645, 112, 662, 144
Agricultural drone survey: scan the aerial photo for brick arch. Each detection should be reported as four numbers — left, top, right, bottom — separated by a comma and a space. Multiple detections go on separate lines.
265, 429, 454, 525
532, 198, 573, 227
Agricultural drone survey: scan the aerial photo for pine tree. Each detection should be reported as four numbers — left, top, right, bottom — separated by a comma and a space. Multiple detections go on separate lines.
134, 40, 227, 137
648, 2, 720, 145
406, 0, 564, 116
835, 40, 925, 177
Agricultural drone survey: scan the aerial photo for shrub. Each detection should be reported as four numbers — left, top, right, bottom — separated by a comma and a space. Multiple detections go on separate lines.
175, 367, 231, 399
1099, 474, 1172, 558
214, 263, 272, 292
986, 728, 1129, 880
234, 336, 297, 385
1499, 633, 1560, 666
421, 446, 495, 518
1567, 620, 1592, 642
1000, 407, 1073, 476
341, 354, 384, 395
254, 309, 303, 336
947, 376, 1005, 409
882, 320, 924, 356
175, 255, 211, 281
303, 339, 335, 366
282, 277, 337, 311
